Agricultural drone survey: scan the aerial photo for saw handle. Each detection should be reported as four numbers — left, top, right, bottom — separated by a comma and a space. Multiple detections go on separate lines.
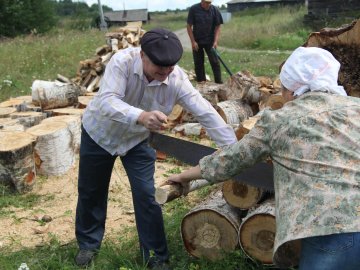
211, 47, 233, 77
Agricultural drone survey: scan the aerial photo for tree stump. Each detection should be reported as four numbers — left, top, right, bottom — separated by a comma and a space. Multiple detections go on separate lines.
0, 131, 36, 193
41, 115, 81, 153
216, 100, 253, 125
0, 107, 17, 118
222, 180, 272, 210
304, 19, 360, 97
238, 200, 276, 265
0, 118, 24, 132
26, 121, 75, 176
31, 80, 81, 110
181, 190, 242, 260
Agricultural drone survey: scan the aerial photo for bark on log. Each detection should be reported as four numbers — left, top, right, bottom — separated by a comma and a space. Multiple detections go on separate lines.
10, 111, 46, 128
238, 200, 276, 265
181, 190, 242, 260
31, 80, 81, 110
155, 179, 210, 204
304, 19, 360, 97
222, 180, 272, 210
26, 121, 75, 176
225, 71, 263, 103
0, 131, 36, 193
41, 115, 81, 153
216, 100, 253, 125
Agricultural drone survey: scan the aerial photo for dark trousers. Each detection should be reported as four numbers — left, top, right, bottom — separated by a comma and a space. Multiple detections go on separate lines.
299, 232, 360, 270
75, 127, 169, 263
193, 44, 222, 84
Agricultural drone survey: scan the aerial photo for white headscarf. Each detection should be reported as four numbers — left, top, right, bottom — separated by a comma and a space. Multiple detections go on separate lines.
280, 46, 347, 97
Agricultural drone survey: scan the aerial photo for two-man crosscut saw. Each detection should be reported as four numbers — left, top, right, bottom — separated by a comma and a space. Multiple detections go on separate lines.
149, 132, 274, 191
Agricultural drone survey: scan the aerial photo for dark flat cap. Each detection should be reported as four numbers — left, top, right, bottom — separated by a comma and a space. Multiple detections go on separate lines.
140, 28, 183, 66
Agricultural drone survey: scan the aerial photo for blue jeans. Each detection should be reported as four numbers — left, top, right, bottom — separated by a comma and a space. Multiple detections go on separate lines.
299, 232, 360, 270
75, 127, 169, 263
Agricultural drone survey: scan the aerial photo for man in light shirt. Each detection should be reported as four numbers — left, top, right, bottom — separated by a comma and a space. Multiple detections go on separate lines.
74, 28, 237, 269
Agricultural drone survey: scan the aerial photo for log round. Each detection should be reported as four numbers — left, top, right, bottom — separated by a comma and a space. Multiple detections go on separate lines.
181, 191, 242, 260
238, 200, 276, 265
0, 118, 24, 131
77, 95, 93, 109
41, 115, 81, 153
0, 131, 36, 193
31, 80, 80, 110
216, 100, 253, 125
222, 180, 270, 210
26, 121, 75, 176
0, 107, 17, 118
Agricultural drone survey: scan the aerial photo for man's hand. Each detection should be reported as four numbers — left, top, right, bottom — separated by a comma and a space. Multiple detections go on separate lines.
137, 110, 167, 131
160, 175, 190, 196
191, 41, 199, 51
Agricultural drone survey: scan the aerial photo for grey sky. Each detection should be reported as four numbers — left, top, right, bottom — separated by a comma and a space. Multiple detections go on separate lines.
84, 0, 229, 12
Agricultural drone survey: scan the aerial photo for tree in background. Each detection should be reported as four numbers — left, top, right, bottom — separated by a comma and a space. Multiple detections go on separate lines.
0, 0, 57, 37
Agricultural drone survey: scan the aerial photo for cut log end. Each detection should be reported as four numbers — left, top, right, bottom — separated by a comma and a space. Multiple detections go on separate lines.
181, 210, 239, 260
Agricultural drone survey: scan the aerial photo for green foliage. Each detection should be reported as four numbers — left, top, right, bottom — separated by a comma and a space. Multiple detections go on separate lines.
0, 0, 57, 37
0, 28, 104, 102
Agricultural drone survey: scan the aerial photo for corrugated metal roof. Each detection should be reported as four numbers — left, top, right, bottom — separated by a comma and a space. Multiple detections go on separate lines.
104, 9, 148, 22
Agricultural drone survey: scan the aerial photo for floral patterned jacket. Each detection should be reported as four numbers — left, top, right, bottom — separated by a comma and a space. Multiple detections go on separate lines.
199, 92, 360, 267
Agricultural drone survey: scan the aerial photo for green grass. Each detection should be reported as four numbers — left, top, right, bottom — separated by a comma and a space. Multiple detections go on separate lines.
0, 196, 278, 270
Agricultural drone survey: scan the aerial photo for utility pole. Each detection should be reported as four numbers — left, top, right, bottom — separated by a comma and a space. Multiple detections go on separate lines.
97, 0, 107, 31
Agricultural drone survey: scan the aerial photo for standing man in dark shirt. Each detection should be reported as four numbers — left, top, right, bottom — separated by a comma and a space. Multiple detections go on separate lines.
187, 0, 223, 84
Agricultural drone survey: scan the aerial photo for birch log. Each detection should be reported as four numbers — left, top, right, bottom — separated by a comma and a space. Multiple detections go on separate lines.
31, 80, 81, 110
216, 100, 253, 125
222, 180, 272, 210
238, 200, 276, 265
155, 179, 210, 204
0, 131, 36, 193
41, 115, 81, 153
26, 121, 75, 176
181, 190, 242, 260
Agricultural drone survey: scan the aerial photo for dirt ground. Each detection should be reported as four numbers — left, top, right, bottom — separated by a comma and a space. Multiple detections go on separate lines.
0, 154, 188, 251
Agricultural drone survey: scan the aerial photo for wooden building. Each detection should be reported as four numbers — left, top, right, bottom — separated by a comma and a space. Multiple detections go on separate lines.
307, 0, 360, 17
103, 9, 149, 26
227, 0, 304, 12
